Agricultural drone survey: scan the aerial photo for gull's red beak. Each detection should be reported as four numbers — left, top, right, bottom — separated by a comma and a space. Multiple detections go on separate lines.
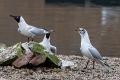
75, 27, 80, 31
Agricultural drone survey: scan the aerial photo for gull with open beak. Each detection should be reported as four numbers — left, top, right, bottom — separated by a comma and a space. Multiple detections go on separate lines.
76, 27, 113, 70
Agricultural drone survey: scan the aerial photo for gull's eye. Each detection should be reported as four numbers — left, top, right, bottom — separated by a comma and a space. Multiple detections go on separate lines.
80, 29, 85, 34
81, 29, 84, 32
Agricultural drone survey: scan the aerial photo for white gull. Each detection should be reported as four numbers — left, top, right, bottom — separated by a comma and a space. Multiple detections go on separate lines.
76, 27, 113, 70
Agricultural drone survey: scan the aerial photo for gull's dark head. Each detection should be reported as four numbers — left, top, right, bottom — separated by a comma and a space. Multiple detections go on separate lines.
46, 33, 51, 39
10, 15, 21, 23
75, 27, 87, 36
43, 29, 55, 39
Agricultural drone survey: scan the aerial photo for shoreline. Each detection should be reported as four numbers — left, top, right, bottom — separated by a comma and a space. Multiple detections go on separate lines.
0, 55, 120, 80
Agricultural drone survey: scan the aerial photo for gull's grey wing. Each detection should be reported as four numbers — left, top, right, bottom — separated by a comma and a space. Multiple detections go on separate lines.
88, 47, 103, 60
50, 46, 57, 54
29, 27, 44, 36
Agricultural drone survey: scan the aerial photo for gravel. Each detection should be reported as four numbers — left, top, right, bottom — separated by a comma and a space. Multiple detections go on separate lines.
0, 55, 120, 80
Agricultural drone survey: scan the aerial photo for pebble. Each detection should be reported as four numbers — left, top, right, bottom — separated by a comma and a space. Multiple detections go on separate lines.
0, 55, 120, 80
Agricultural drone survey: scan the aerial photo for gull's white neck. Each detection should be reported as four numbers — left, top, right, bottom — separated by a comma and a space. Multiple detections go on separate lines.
81, 32, 91, 45
40, 35, 50, 45
18, 17, 28, 27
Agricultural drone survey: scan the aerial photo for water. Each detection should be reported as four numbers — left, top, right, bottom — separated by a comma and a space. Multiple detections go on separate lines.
0, 0, 120, 57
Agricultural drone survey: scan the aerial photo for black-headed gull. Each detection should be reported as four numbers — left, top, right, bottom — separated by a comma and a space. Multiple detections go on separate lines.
10, 15, 50, 42
76, 27, 113, 70
39, 31, 57, 54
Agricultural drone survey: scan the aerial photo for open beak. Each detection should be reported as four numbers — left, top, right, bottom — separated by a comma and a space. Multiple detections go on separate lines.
75, 27, 80, 31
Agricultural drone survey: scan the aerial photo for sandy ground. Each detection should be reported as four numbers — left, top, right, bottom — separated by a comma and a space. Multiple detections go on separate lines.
0, 55, 120, 80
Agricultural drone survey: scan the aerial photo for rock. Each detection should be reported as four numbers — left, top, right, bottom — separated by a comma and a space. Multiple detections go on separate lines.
60, 59, 78, 70
21, 42, 31, 53
0, 42, 23, 65
12, 52, 34, 68
29, 54, 46, 66
0, 41, 62, 68
31, 43, 62, 67
0, 43, 6, 53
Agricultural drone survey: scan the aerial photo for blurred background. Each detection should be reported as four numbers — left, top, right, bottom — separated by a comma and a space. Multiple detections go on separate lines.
0, 0, 120, 57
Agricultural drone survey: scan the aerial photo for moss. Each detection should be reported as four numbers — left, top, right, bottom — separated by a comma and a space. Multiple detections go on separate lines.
12, 42, 24, 57
0, 42, 24, 65
32, 43, 45, 55
46, 52, 60, 65
16, 45, 24, 57
32, 43, 61, 66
